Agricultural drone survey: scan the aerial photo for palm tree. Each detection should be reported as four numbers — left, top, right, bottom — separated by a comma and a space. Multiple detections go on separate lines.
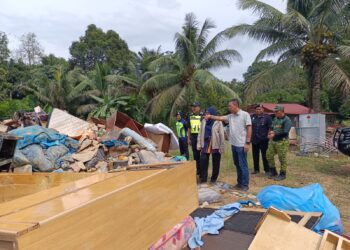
141, 13, 242, 119
105, 46, 164, 96
226, 0, 350, 112
23, 66, 90, 113
76, 63, 132, 118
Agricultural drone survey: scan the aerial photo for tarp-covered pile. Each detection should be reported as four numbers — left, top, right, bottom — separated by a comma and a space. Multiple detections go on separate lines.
9, 125, 79, 172
6, 108, 181, 173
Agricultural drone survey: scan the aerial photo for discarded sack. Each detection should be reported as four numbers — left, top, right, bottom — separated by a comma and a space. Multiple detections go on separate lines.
257, 183, 343, 234
9, 125, 79, 171
120, 128, 156, 151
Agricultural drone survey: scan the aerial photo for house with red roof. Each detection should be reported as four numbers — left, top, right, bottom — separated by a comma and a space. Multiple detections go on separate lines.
246, 103, 337, 127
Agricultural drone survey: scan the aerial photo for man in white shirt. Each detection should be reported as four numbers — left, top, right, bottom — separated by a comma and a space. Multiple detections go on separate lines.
205, 99, 252, 191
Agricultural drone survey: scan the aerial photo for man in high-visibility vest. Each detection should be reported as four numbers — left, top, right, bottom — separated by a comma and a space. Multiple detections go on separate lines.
176, 111, 189, 160
188, 102, 203, 174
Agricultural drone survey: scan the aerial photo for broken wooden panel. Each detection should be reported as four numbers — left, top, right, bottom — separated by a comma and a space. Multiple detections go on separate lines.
106, 111, 149, 138
47, 108, 96, 138
249, 207, 322, 250
319, 230, 350, 250
0, 161, 198, 249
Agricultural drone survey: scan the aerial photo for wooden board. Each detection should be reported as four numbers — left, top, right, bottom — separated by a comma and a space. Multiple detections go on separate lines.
249, 207, 322, 250
0, 161, 198, 249
0, 173, 96, 203
47, 108, 96, 137
319, 230, 350, 250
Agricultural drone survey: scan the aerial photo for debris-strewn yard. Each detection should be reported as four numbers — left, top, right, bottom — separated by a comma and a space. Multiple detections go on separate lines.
184, 143, 350, 234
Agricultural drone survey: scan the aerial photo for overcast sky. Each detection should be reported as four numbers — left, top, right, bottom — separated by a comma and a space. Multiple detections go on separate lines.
0, 0, 286, 81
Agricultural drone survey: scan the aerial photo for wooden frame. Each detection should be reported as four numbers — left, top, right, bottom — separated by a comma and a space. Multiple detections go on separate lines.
249, 207, 350, 250
319, 230, 350, 250
0, 162, 198, 249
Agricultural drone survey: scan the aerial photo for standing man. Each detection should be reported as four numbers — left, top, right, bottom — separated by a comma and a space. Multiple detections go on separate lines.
205, 99, 252, 191
188, 102, 203, 175
175, 112, 189, 160
251, 104, 272, 175
267, 105, 292, 181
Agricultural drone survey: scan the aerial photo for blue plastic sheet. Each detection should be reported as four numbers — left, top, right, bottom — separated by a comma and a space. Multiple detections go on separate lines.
9, 125, 79, 171
101, 139, 128, 148
257, 183, 343, 234
9, 125, 79, 150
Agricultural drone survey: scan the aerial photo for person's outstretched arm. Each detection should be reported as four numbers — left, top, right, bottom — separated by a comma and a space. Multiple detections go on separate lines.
204, 114, 228, 122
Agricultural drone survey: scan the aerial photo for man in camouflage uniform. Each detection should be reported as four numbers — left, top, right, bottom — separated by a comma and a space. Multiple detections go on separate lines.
267, 105, 292, 181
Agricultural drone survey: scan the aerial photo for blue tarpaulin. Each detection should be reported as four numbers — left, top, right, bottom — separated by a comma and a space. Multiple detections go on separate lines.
9, 125, 79, 171
257, 183, 343, 234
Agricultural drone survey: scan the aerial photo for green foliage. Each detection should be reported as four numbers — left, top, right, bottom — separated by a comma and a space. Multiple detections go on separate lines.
0, 97, 35, 120
69, 24, 132, 71
142, 13, 241, 120
253, 87, 306, 104
89, 95, 131, 119
226, 0, 350, 112
23, 66, 90, 115
0, 32, 10, 64
243, 60, 275, 84
340, 99, 350, 118
198, 84, 233, 115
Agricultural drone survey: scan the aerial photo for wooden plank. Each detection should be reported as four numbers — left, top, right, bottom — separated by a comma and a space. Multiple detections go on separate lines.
319, 231, 339, 250
249, 208, 322, 250
298, 213, 313, 226
319, 230, 350, 250
10, 162, 197, 249
0, 173, 115, 217
340, 238, 350, 250
255, 207, 291, 233
47, 108, 96, 138
0, 240, 16, 250
0, 173, 91, 185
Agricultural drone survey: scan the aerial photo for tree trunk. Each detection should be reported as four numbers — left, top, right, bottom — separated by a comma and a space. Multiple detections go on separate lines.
310, 64, 321, 113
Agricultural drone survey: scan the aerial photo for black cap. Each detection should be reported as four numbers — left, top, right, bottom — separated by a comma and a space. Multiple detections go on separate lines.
255, 103, 263, 109
176, 111, 182, 116
191, 102, 200, 107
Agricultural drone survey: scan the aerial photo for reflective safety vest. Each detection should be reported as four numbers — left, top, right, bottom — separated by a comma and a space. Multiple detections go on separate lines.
189, 115, 201, 134
176, 121, 186, 138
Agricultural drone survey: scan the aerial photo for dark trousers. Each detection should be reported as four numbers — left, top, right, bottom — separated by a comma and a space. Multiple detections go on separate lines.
232, 146, 249, 188
178, 137, 189, 160
200, 152, 221, 183
252, 140, 270, 172
191, 134, 200, 174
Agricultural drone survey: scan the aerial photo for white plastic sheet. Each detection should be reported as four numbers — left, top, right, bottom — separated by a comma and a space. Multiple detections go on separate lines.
144, 123, 179, 150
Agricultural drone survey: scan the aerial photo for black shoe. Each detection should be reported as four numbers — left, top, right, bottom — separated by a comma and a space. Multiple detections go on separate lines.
210, 180, 217, 184
264, 172, 270, 177
251, 170, 260, 174
268, 168, 278, 179
274, 172, 286, 181
233, 184, 242, 189
240, 186, 249, 192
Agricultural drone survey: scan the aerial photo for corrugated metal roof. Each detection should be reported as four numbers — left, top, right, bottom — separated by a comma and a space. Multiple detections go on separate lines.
261, 103, 311, 115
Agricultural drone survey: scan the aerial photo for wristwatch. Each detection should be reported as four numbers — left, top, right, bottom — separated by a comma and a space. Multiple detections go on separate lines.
245, 141, 251, 145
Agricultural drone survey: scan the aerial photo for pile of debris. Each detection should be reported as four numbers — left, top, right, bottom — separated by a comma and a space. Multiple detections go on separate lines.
1, 108, 180, 173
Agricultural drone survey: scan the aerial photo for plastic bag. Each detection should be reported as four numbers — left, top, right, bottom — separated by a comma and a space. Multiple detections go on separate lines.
257, 183, 343, 234
21, 144, 54, 172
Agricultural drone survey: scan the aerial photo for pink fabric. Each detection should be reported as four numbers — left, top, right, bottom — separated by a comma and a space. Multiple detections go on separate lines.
150, 216, 195, 250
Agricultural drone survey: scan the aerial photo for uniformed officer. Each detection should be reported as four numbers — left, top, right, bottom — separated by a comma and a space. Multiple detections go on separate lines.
188, 102, 203, 175
175, 111, 189, 160
267, 105, 292, 181
251, 104, 272, 175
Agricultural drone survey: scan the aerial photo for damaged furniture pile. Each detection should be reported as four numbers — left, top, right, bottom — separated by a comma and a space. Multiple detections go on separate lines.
0, 108, 179, 173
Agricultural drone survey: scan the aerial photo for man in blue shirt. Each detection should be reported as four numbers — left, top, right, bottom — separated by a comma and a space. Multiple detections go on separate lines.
251, 104, 272, 175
